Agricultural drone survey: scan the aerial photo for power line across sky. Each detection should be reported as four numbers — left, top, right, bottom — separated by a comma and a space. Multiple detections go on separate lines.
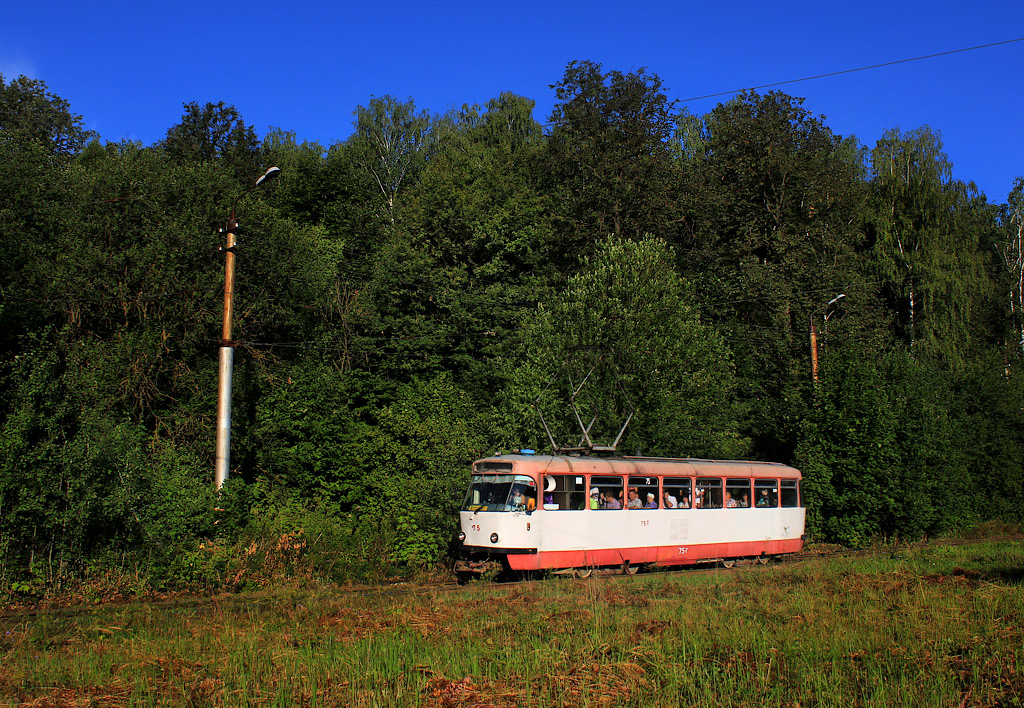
1, 0, 1022, 201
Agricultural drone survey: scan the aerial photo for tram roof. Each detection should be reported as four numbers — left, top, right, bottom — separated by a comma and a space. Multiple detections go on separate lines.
474, 454, 801, 479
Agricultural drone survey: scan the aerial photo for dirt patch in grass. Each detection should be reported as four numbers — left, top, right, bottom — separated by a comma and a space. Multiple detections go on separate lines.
946, 643, 1024, 708
13, 683, 132, 708
420, 673, 519, 708
631, 618, 674, 641
316, 607, 400, 639
593, 587, 651, 609
541, 660, 649, 707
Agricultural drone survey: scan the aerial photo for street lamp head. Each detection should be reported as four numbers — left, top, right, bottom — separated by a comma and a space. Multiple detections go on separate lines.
254, 166, 282, 188
826, 293, 846, 307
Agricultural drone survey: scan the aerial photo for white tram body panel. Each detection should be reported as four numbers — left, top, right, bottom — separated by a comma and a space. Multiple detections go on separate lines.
457, 454, 805, 573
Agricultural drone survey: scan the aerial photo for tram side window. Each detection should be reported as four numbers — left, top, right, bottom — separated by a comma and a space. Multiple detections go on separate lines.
591, 475, 624, 509
542, 475, 587, 510
628, 476, 659, 508
754, 479, 778, 507
662, 477, 691, 508
725, 478, 751, 508
781, 480, 799, 508
695, 478, 723, 509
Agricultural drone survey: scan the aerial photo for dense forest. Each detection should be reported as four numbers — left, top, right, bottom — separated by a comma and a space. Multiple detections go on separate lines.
1, 61, 1022, 592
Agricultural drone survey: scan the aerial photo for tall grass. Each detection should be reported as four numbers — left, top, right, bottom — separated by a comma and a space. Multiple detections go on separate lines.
2, 541, 1021, 707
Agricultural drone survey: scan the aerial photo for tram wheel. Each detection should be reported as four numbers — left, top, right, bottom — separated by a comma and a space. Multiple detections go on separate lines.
720, 559, 736, 569
756, 555, 770, 565
622, 562, 639, 576
574, 567, 593, 579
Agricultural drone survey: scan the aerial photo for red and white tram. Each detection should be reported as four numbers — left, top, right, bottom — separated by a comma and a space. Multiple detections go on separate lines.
455, 452, 805, 577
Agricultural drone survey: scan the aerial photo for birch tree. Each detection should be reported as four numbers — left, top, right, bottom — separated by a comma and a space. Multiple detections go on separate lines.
352, 96, 434, 228
869, 127, 990, 367
1000, 178, 1024, 359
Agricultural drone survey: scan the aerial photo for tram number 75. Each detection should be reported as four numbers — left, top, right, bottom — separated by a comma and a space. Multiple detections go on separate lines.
471, 524, 481, 532
678, 547, 689, 556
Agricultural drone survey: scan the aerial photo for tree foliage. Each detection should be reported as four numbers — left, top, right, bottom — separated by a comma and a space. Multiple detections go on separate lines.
1, 68, 1023, 591
545, 60, 679, 254
503, 237, 746, 458
0, 73, 95, 155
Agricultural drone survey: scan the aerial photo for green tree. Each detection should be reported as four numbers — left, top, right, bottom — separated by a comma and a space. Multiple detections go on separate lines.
502, 236, 745, 458
545, 61, 679, 254
0, 74, 95, 155
162, 101, 260, 177
868, 127, 995, 368
797, 344, 900, 546
679, 90, 872, 460
348, 374, 487, 564
999, 177, 1024, 360
351, 96, 435, 229
398, 93, 555, 397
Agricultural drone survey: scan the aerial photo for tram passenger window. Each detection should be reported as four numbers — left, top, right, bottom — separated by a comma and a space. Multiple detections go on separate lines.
726, 478, 750, 508
781, 480, 799, 508
662, 477, 691, 509
628, 476, 659, 509
754, 480, 778, 507
591, 475, 624, 510
695, 478, 723, 509
542, 475, 587, 510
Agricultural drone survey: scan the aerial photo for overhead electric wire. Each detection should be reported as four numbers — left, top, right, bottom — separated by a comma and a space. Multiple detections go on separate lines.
677, 37, 1024, 103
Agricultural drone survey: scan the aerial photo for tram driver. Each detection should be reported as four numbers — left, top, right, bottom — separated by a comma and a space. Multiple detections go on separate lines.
511, 486, 536, 512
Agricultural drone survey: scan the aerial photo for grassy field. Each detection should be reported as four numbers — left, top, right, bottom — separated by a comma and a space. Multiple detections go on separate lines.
1, 541, 1022, 707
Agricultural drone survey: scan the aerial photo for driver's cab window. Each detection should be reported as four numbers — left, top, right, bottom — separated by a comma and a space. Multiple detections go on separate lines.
462, 473, 537, 512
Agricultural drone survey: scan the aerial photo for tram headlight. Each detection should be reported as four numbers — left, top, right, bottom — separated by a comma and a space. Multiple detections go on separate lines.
457, 531, 466, 542
490, 532, 499, 544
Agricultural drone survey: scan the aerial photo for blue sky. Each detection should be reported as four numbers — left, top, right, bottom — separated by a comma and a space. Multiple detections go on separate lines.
3, 0, 1022, 201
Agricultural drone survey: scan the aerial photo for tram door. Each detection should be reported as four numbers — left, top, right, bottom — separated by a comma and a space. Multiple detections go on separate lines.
542, 474, 590, 550
754, 479, 781, 538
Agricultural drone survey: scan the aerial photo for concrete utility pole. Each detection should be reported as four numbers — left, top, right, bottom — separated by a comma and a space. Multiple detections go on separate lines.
215, 166, 281, 489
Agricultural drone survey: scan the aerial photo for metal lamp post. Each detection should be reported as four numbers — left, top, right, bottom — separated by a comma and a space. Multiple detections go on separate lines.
809, 293, 846, 382
215, 166, 281, 489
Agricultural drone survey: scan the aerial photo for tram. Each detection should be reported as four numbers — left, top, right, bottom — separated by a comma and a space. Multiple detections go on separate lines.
454, 451, 805, 577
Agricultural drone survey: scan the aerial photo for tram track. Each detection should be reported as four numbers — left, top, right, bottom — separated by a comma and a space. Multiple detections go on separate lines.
1, 534, 1020, 621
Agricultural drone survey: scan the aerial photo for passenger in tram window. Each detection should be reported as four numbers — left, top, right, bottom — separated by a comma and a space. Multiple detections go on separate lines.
590, 487, 600, 509
724, 490, 737, 508
645, 493, 658, 509
663, 490, 677, 508
739, 493, 749, 508
756, 489, 771, 507
626, 487, 643, 509
603, 492, 622, 510
680, 495, 690, 508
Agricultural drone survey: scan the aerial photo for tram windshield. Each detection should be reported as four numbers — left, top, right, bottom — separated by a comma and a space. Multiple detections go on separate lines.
462, 474, 537, 512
